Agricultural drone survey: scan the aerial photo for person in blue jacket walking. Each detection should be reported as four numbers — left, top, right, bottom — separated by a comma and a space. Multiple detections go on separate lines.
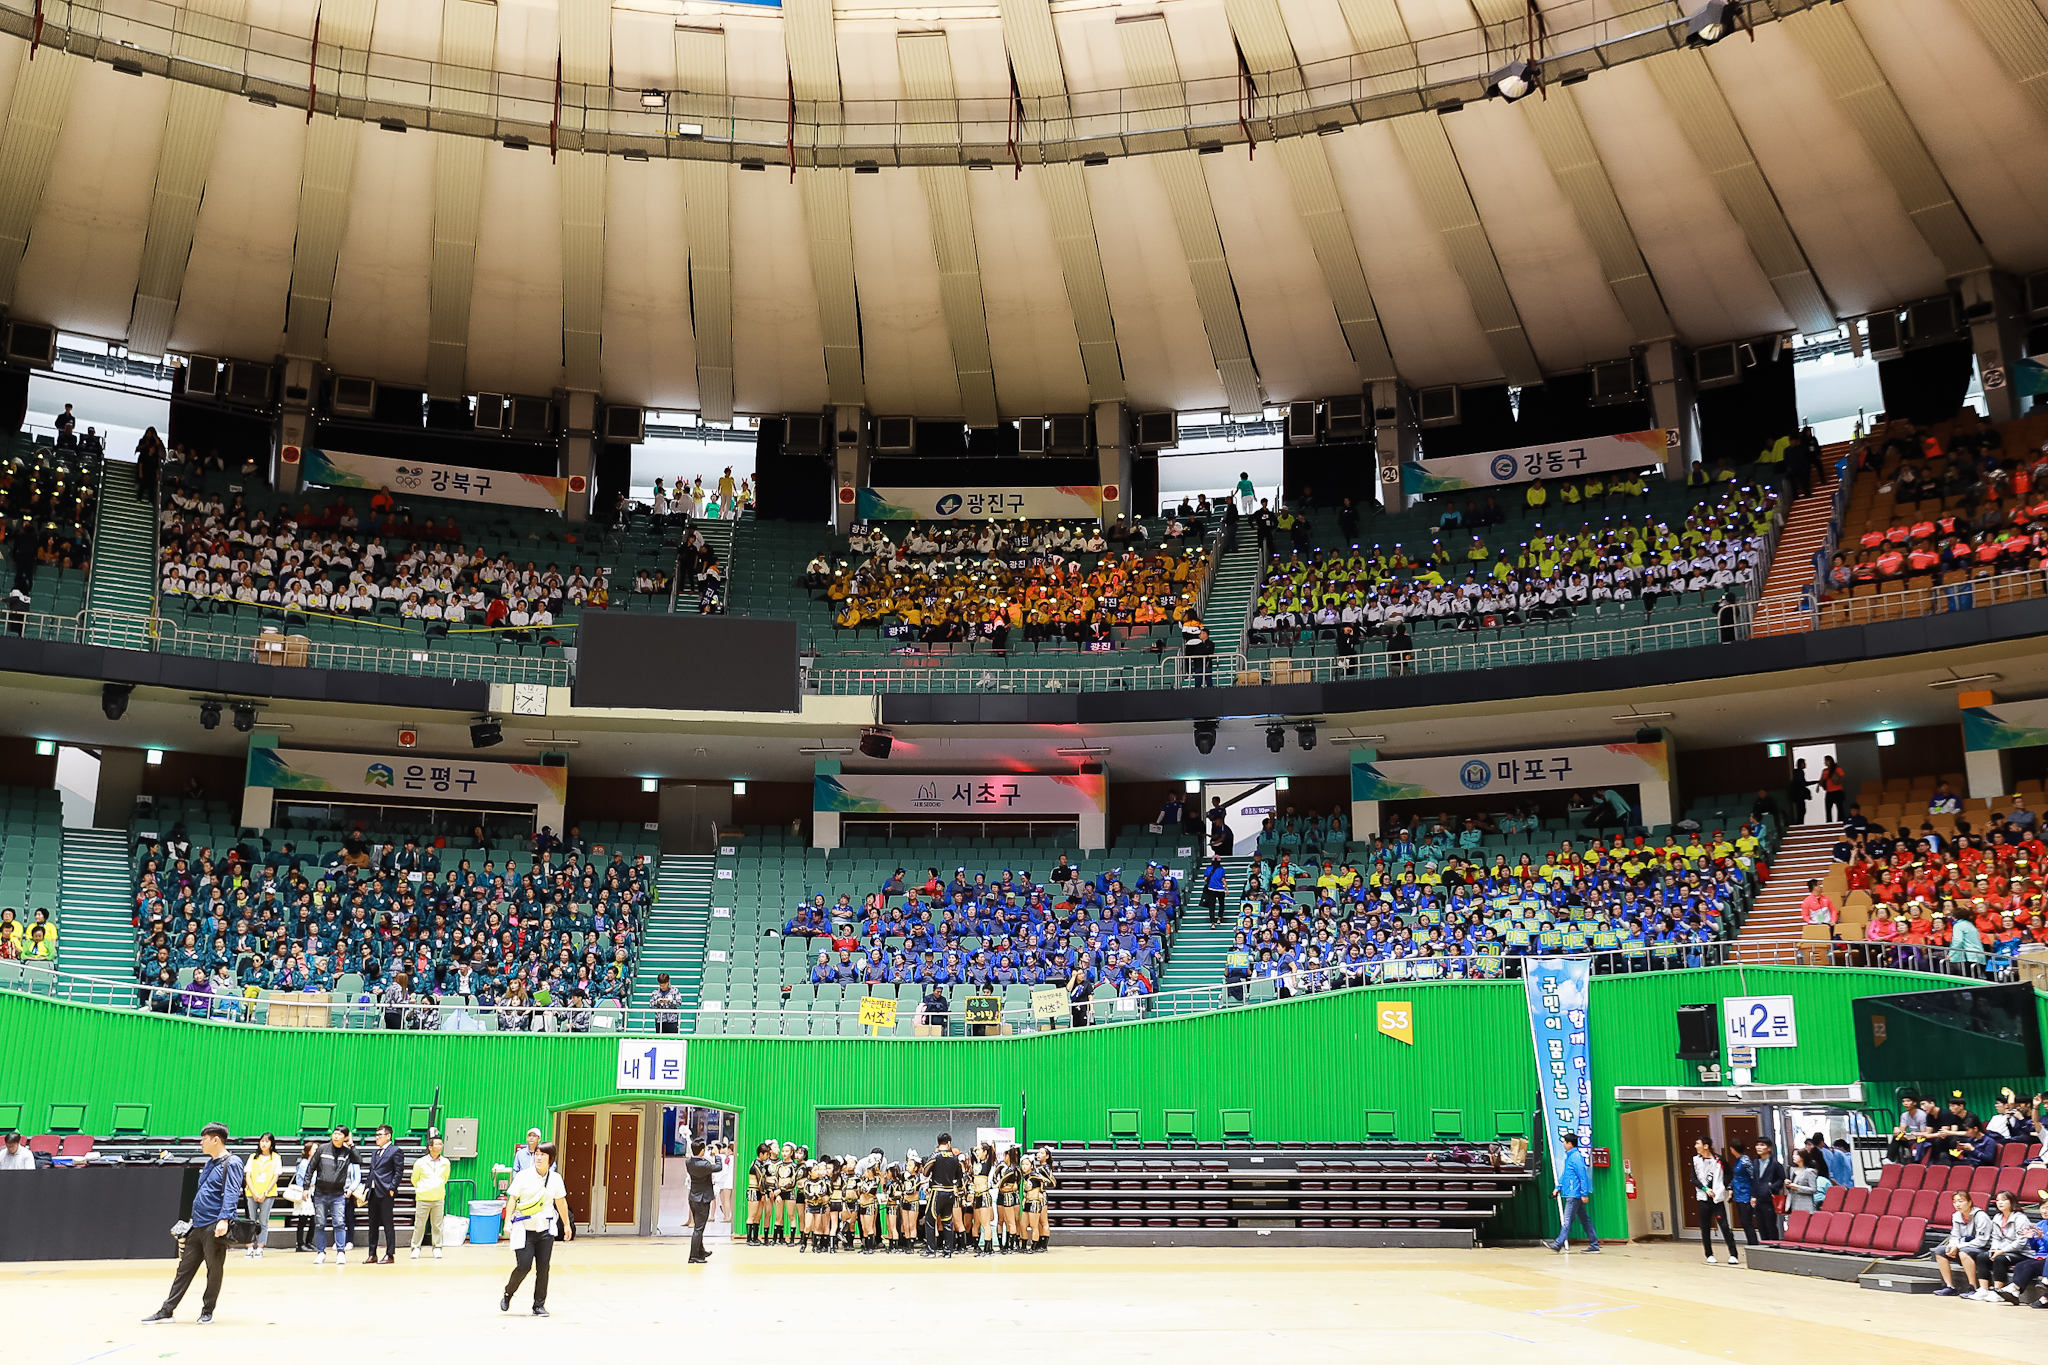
1202, 857, 1230, 928
1547, 1129, 1601, 1253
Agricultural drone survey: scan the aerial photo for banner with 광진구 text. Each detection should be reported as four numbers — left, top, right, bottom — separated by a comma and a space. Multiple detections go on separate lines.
1350, 741, 1667, 803
855, 486, 1104, 521
1525, 956, 1592, 1181
813, 772, 1106, 815
303, 447, 571, 511
1401, 429, 1673, 497
247, 747, 567, 831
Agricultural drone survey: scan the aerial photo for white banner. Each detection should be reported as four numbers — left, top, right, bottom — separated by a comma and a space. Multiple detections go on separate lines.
813, 772, 1106, 816
301, 447, 571, 511
246, 746, 567, 832
1402, 429, 1674, 496
1350, 741, 1669, 803
1724, 996, 1798, 1049
855, 486, 1104, 521
1202, 779, 1281, 857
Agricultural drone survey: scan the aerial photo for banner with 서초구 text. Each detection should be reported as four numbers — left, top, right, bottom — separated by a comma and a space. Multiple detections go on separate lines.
1525, 956, 1592, 1182
1401, 429, 1673, 497
855, 486, 1104, 521
813, 772, 1106, 816
302, 448, 571, 511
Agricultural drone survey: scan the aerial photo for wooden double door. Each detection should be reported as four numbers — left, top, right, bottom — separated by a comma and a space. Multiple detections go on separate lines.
561, 1107, 646, 1232
1673, 1111, 1762, 1229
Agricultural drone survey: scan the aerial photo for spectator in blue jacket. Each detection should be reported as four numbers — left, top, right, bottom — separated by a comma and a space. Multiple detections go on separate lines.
143, 1122, 243, 1325
1546, 1130, 1600, 1254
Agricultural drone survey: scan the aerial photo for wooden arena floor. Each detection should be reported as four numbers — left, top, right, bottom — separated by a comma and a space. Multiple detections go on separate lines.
11, 1238, 2041, 1364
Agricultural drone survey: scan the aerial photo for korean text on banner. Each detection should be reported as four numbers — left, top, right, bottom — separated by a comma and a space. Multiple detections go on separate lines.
618, 1037, 687, 1090
1030, 987, 1067, 1021
855, 486, 1105, 522
1351, 741, 1666, 803
814, 773, 1107, 816
1723, 995, 1798, 1049
1525, 956, 1592, 1180
1401, 429, 1672, 497
858, 996, 898, 1029
302, 448, 571, 512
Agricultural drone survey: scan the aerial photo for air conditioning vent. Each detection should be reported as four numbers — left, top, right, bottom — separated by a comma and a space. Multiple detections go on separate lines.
185, 355, 222, 397
2, 321, 56, 368
1588, 358, 1639, 405
1325, 394, 1366, 436
602, 405, 645, 442
330, 375, 377, 416
474, 393, 507, 431
875, 417, 916, 453
1693, 343, 1742, 390
1048, 413, 1091, 452
223, 361, 273, 404
1016, 418, 1046, 455
1906, 295, 1959, 345
784, 412, 824, 452
1866, 312, 1905, 360
1417, 386, 1461, 427
508, 396, 553, 435
1134, 411, 1177, 450
1286, 401, 1319, 444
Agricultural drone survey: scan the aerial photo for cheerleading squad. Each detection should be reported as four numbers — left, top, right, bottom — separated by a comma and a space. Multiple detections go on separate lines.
741, 1134, 1055, 1257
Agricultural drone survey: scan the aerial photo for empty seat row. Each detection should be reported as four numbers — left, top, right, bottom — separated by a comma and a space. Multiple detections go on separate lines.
1770, 1209, 1927, 1258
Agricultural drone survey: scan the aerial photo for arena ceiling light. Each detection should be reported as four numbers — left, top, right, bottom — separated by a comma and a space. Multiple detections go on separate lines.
101, 683, 131, 721
1296, 724, 1318, 752
1685, 1, 1745, 48
641, 90, 666, 108
798, 745, 856, 756
1265, 724, 1287, 754
1193, 720, 1218, 755
1055, 746, 1111, 757
198, 700, 221, 731
231, 702, 256, 733
1610, 711, 1674, 723
1484, 59, 1538, 103
521, 736, 582, 747
1927, 674, 2001, 689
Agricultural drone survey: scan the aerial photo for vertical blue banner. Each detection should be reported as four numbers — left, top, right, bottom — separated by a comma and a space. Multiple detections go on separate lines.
1524, 956, 1593, 1179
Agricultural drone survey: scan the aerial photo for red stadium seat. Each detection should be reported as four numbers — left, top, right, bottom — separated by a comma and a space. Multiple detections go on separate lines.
1807, 1212, 1848, 1248
1875, 1164, 1901, 1190
56, 1135, 94, 1157
1774, 1209, 1809, 1245
1835, 1187, 1869, 1215
1905, 1189, 1942, 1224
1895, 1165, 1926, 1191
1967, 1167, 1998, 1200
1892, 1216, 1928, 1255
1942, 1165, 1972, 1191
1845, 1213, 1879, 1249
26, 1135, 57, 1156
1998, 1143, 2028, 1168
1872, 1214, 1902, 1254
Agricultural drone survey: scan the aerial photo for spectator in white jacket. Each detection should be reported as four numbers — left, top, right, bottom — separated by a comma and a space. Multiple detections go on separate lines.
1690, 1139, 1739, 1265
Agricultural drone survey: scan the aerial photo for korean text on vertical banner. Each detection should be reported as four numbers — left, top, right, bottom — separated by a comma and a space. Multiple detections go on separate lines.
1525, 956, 1592, 1179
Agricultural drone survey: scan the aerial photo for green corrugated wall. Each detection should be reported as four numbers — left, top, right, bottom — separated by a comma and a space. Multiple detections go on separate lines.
6, 967, 2041, 1242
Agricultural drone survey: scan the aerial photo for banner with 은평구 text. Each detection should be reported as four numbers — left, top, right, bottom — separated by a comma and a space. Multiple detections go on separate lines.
1525, 956, 1593, 1182
246, 746, 567, 833
855, 486, 1104, 522
1401, 429, 1673, 497
303, 447, 572, 512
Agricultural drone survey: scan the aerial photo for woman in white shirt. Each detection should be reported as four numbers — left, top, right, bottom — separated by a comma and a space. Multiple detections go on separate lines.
1690, 1138, 1739, 1265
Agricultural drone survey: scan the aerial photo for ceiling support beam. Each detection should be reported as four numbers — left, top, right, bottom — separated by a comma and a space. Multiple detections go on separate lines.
128, 0, 246, 360
424, 0, 496, 401
0, 46, 83, 310
557, 0, 609, 393
1645, 51, 1836, 336
1952, 0, 2048, 128
899, 31, 998, 426
675, 26, 733, 423
282, 0, 378, 362
785, 0, 862, 407
1783, 3, 1989, 278
1117, 16, 1262, 416
998, 0, 1124, 403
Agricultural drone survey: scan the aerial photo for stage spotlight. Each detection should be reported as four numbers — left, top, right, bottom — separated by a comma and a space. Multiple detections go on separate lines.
101, 683, 132, 721
1265, 724, 1286, 754
859, 727, 893, 759
1484, 59, 1538, 102
199, 700, 221, 731
1297, 724, 1318, 752
232, 702, 256, 733
1193, 720, 1218, 755
470, 719, 503, 748
1686, 1, 1742, 48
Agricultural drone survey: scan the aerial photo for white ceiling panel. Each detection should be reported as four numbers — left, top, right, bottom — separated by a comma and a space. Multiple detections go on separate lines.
1159, 0, 1241, 84
728, 164, 830, 416
1708, 24, 1946, 316
936, 15, 1014, 104
325, 123, 435, 385
1199, 149, 1358, 401
246, 1, 320, 41
611, 6, 678, 89
1444, 100, 1635, 371
367, 0, 444, 63
171, 98, 303, 359
1322, 120, 1494, 387
1048, 6, 1125, 93
600, 158, 699, 410
14, 64, 170, 341
0, 36, 27, 119
1856, 0, 2048, 276
1571, 63, 1793, 346
465, 143, 566, 397
848, 169, 962, 418
835, 19, 904, 103
1085, 156, 1226, 414
1275, 0, 1370, 66
969, 165, 1090, 418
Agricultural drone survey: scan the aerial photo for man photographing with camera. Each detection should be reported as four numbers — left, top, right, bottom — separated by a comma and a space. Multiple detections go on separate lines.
143, 1122, 242, 1325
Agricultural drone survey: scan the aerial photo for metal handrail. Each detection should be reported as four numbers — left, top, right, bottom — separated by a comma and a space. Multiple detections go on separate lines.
10, 934, 2020, 1038
0, 0, 1827, 166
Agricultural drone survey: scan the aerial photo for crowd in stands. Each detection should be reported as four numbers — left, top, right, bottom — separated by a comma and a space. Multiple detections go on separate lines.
778, 860, 1182, 1002
0, 907, 58, 962
1222, 819, 1770, 991
1249, 481, 1775, 644
1806, 793, 2048, 977
1828, 425, 2048, 594
822, 519, 1208, 649
1, 443, 96, 587
128, 825, 655, 1029
648, 469, 752, 522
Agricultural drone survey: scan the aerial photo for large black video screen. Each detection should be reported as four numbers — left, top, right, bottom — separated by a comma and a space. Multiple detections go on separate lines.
572, 612, 800, 713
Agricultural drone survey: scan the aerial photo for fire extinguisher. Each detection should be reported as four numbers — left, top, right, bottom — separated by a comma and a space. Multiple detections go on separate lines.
1624, 1157, 1638, 1200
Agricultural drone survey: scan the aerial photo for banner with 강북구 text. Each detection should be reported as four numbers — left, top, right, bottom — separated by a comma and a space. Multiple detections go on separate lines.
1525, 956, 1593, 1180
1401, 429, 1674, 497
303, 447, 572, 511
1350, 741, 1667, 803
813, 772, 1107, 816
855, 486, 1105, 522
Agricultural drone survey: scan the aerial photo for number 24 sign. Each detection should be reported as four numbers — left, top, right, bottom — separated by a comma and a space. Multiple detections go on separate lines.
1723, 996, 1798, 1048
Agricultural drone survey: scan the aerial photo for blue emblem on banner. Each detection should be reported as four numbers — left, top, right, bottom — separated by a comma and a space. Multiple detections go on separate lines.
1489, 454, 1519, 482
935, 493, 963, 515
1459, 760, 1492, 790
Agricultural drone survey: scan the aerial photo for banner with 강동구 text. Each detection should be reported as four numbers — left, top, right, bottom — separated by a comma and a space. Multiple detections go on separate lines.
1401, 429, 1673, 497
855, 486, 1104, 521
302, 447, 571, 511
1525, 956, 1593, 1181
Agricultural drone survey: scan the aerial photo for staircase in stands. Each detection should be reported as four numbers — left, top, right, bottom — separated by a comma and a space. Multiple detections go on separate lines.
1156, 855, 1257, 996
1752, 443, 1851, 638
86, 462, 157, 648
57, 828, 136, 983
631, 854, 716, 1031
1736, 824, 1841, 938
1202, 536, 1264, 663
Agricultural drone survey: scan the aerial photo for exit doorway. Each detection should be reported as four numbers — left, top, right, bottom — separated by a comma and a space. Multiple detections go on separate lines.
556, 1103, 658, 1235
1790, 737, 1879, 824
657, 1105, 737, 1237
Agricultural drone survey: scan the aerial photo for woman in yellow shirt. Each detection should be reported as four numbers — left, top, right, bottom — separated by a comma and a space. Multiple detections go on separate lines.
244, 1132, 282, 1260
